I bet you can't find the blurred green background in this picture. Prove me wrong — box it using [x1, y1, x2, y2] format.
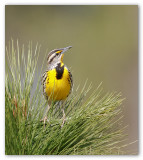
[5, 5, 138, 153]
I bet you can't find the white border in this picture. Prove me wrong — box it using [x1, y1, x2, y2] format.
[1, 0, 142, 160]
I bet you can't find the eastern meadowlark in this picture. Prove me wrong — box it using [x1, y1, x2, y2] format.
[42, 46, 73, 127]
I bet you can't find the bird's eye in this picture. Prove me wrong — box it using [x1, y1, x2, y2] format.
[56, 53, 59, 56]
[56, 50, 62, 55]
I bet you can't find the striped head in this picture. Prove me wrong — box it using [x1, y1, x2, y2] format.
[47, 46, 72, 69]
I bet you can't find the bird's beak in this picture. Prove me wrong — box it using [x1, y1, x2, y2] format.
[61, 46, 72, 54]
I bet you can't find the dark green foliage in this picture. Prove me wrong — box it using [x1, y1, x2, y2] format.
[5, 40, 127, 155]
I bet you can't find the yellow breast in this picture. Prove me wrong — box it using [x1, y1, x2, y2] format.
[45, 67, 71, 101]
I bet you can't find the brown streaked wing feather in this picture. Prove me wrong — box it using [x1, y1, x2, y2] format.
[68, 69, 73, 96]
[42, 70, 49, 99]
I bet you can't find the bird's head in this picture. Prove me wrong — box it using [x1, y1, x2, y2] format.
[47, 46, 72, 68]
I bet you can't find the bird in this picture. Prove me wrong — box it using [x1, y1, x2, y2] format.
[42, 46, 73, 127]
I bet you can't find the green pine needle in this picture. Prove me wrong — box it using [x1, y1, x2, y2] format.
[5, 40, 131, 155]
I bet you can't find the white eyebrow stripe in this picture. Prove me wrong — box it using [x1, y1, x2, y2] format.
[48, 53, 56, 63]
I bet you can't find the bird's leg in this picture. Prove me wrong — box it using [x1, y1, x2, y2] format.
[61, 108, 66, 128]
[61, 101, 66, 128]
[40, 104, 50, 128]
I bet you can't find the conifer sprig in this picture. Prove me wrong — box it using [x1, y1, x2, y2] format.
[5, 40, 130, 155]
